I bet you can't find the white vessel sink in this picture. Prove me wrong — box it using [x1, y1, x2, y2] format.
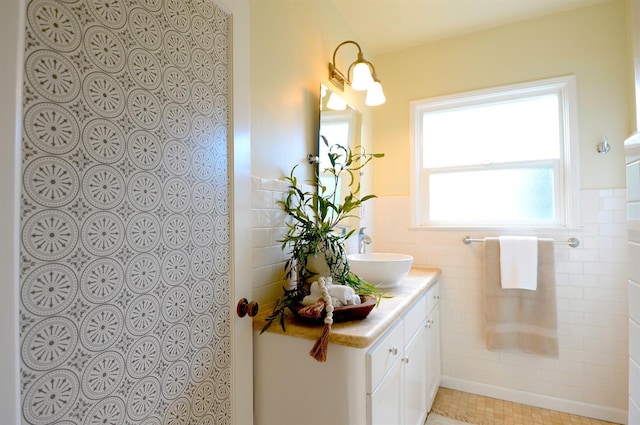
[347, 253, 414, 288]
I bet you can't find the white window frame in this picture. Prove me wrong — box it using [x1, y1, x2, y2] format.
[410, 75, 580, 229]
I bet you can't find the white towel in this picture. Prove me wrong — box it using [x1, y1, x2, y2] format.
[310, 280, 332, 295]
[307, 278, 359, 305]
[328, 285, 356, 305]
[499, 236, 538, 290]
[301, 294, 322, 306]
[301, 294, 345, 307]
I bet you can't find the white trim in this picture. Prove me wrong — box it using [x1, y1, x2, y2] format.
[409, 75, 580, 229]
[411, 75, 577, 112]
[559, 75, 580, 228]
[0, 0, 25, 421]
[215, 0, 253, 424]
[441, 376, 628, 424]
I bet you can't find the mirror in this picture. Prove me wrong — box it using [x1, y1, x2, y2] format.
[318, 84, 362, 204]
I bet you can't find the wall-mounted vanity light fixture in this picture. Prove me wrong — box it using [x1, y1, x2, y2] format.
[597, 136, 610, 154]
[328, 40, 386, 106]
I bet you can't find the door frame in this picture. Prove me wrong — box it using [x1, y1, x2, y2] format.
[0, 0, 25, 422]
[218, 0, 254, 423]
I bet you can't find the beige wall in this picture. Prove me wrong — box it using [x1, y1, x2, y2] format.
[373, 0, 632, 196]
[249, 0, 379, 310]
[249, 0, 375, 182]
[247, 1, 633, 419]
[630, 0, 640, 129]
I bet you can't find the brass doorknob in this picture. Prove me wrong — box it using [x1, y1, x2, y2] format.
[236, 298, 259, 317]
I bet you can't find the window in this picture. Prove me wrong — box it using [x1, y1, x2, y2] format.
[410, 76, 579, 228]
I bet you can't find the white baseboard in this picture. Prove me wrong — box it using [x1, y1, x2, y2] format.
[441, 376, 628, 425]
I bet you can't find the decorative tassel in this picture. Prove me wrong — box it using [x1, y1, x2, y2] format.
[309, 277, 334, 362]
[297, 299, 325, 319]
[309, 322, 331, 362]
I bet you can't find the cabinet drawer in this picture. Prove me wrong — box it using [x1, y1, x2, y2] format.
[403, 294, 427, 343]
[427, 282, 440, 313]
[366, 321, 403, 393]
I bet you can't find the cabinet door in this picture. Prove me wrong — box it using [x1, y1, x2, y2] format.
[403, 324, 428, 425]
[369, 358, 403, 425]
[427, 306, 441, 410]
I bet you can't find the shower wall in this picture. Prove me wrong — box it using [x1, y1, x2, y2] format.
[19, 0, 232, 423]
[373, 189, 629, 422]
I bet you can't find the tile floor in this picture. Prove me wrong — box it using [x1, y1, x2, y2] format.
[430, 388, 621, 425]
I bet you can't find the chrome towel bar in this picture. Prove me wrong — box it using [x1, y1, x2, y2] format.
[462, 235, 580, 248]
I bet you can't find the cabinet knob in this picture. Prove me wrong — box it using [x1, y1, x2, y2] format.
[402, 356, 409, 364]
[388, 347, 398, 355]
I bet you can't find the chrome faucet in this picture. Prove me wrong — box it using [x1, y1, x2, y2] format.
[358, 227, 372, 254]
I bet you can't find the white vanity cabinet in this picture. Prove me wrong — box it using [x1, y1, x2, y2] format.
[367, 288, 429, 425]
[253, 268, 441, 425]
[426, 282, 441, 411]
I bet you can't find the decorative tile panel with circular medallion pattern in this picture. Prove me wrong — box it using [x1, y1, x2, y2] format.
[20, 0, 232, 423]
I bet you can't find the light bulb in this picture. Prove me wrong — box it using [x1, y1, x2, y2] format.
[365, 81, 386, 106]
[351, 62, 374, 91]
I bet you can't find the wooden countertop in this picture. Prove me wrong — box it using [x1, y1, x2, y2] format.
[253, 267, 441, 349]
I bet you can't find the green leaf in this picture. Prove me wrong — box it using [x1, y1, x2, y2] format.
[261, 142, 385, 335]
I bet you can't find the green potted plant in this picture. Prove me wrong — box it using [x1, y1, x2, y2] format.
[261, 139, 384, 357]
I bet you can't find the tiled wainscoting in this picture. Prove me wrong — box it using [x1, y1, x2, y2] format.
[250, 175, 365, 308]
[373, 189, 629, 424]
[251, 176, 291, 308]
[250, 178, 628, 422]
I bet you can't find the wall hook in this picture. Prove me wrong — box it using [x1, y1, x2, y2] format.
[597, 136, 610, 154]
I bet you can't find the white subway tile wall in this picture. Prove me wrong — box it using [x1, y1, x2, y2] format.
[372, 189, 629, 417]
[251, 182, 629, 419]
[251, 176, 291, 308]
[250, 175, 362, 308]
